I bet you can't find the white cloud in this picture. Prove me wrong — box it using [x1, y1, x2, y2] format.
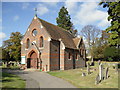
[98, 17, 111, 28]
[43, 2, 58, 7]
[13, 15, 19, 21]
[65, 2, 110, 29]
[0, 32, 6, 39]
[22, 3, 30, 9]
[37, 3, 49, 16]
[65, 0, 78, 14]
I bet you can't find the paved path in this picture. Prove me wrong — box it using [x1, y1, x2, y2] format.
[2, 69, 76, 88]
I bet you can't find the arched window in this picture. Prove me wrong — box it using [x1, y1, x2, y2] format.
[40, 36, 43, 47]
[32, 29, 37, 36]
[26, 38, 30, 49]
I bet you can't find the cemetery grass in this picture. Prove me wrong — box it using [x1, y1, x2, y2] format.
[48, 61, 118, 88]
[1, 72, 25, 88]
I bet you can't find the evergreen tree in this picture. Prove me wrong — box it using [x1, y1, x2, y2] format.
[56, 6, 77, 36]
[99, 1, 120, 47]
[2, 32, 23, 62]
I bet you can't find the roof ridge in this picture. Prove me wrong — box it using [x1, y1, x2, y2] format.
[38, 18, 74, 37]
[38, 18, 77, 49]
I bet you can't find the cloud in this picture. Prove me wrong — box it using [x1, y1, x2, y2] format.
[43, 2, 58, 7]
[65, 0, 78, 14]
[98, 17, 111, 28]
[37, 3, 49, 16]
[13, 15, 19, 21]
[65, 2, 110, 29]
[40, 0, 60, 6]
[22, 3, 30, 9]
[0, 32, 6, 39]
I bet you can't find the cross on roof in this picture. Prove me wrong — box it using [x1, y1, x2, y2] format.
[34, 8, 37, 17]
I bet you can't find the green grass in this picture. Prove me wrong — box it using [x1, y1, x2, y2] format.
[48, 61, 118, 88]
[0, 72, 26, 89]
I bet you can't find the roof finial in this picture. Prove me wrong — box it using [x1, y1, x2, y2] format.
[34, 8, 37, 17]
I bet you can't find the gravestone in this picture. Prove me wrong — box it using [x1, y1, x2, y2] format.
[95, 74, 100, 84]
[98, 60, 101, 65]
[82, 72, 86, 76]
[87, 63, 90, 75]
[99, 63, 104, 81]
[115, 64, 118, 72]
[105, 67, 109, 79]
[90, 57, 94, 66]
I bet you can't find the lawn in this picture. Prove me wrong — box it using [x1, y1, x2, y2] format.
[48, 61, 119, 88]
[0, 72, 25, 89]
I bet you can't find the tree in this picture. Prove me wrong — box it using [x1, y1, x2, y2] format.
[56, 6, 77, 36]
[2, 32, 23, 62]
[91, 37, 108, 59]
[81, 25, 101, 61]
[81, 25, 101, 48]
[0, 47, 10, 62]
[99, 1, 120, 47]
[103, 46, 120, 61]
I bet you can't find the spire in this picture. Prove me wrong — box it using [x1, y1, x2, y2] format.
[34, 8, 37, 17]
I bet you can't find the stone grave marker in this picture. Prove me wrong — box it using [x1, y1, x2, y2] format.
[95, 74, 100, 84]
[98, 60, 101, 65]
[82, 72, 86, 76]
[90, 57, 94, 66]
[115, 64, 118, 72]
[87, 62, 90, 75]
[99, 63, 104, 81]
[105, 67, 109, 79]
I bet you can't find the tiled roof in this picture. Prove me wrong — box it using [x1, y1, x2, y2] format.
[73, 37, 81, 48]
[39, 18, 81, 49]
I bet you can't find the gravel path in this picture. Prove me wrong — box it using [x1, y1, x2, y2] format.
[2, 69, 76, 88]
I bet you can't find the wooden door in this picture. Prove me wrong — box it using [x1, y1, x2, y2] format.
[30, 51, 38, 69]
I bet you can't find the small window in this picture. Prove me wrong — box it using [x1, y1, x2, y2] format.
[40, 36, 44, 47]
[26, 38, 30, 49]
[75, 53, 78, 60]
[68, 53, 72, 60]
[32, 29, 37, 36]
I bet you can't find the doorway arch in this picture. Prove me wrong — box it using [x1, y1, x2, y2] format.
[27, 50, 38, 69]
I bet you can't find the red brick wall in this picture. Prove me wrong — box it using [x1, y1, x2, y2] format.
[50, 40, 60, 71]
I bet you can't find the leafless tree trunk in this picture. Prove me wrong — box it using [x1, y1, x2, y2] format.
[81, 25, 101, 48]
[80, 25, 101, 59]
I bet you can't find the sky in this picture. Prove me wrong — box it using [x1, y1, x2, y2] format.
[0, 0, 111, 46]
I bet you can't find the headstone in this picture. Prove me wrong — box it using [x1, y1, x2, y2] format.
[87, 63, 90, 75]
[105, 67, 109, 79]
[99, 63, 104, 81]
[90, 57, 94, 66]
[95, 74, 100, 84]
[82, 72, 86, 76]
[115, 64, 118, 72]
[98, 60, 101, 65]
[112, 64, 116, 69]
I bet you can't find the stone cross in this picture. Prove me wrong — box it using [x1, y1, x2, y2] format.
[87, 62, 90, 75]
[99, 63, 104, 81]
[34, 8, 37, 16]
[105, 67, 109, 79]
